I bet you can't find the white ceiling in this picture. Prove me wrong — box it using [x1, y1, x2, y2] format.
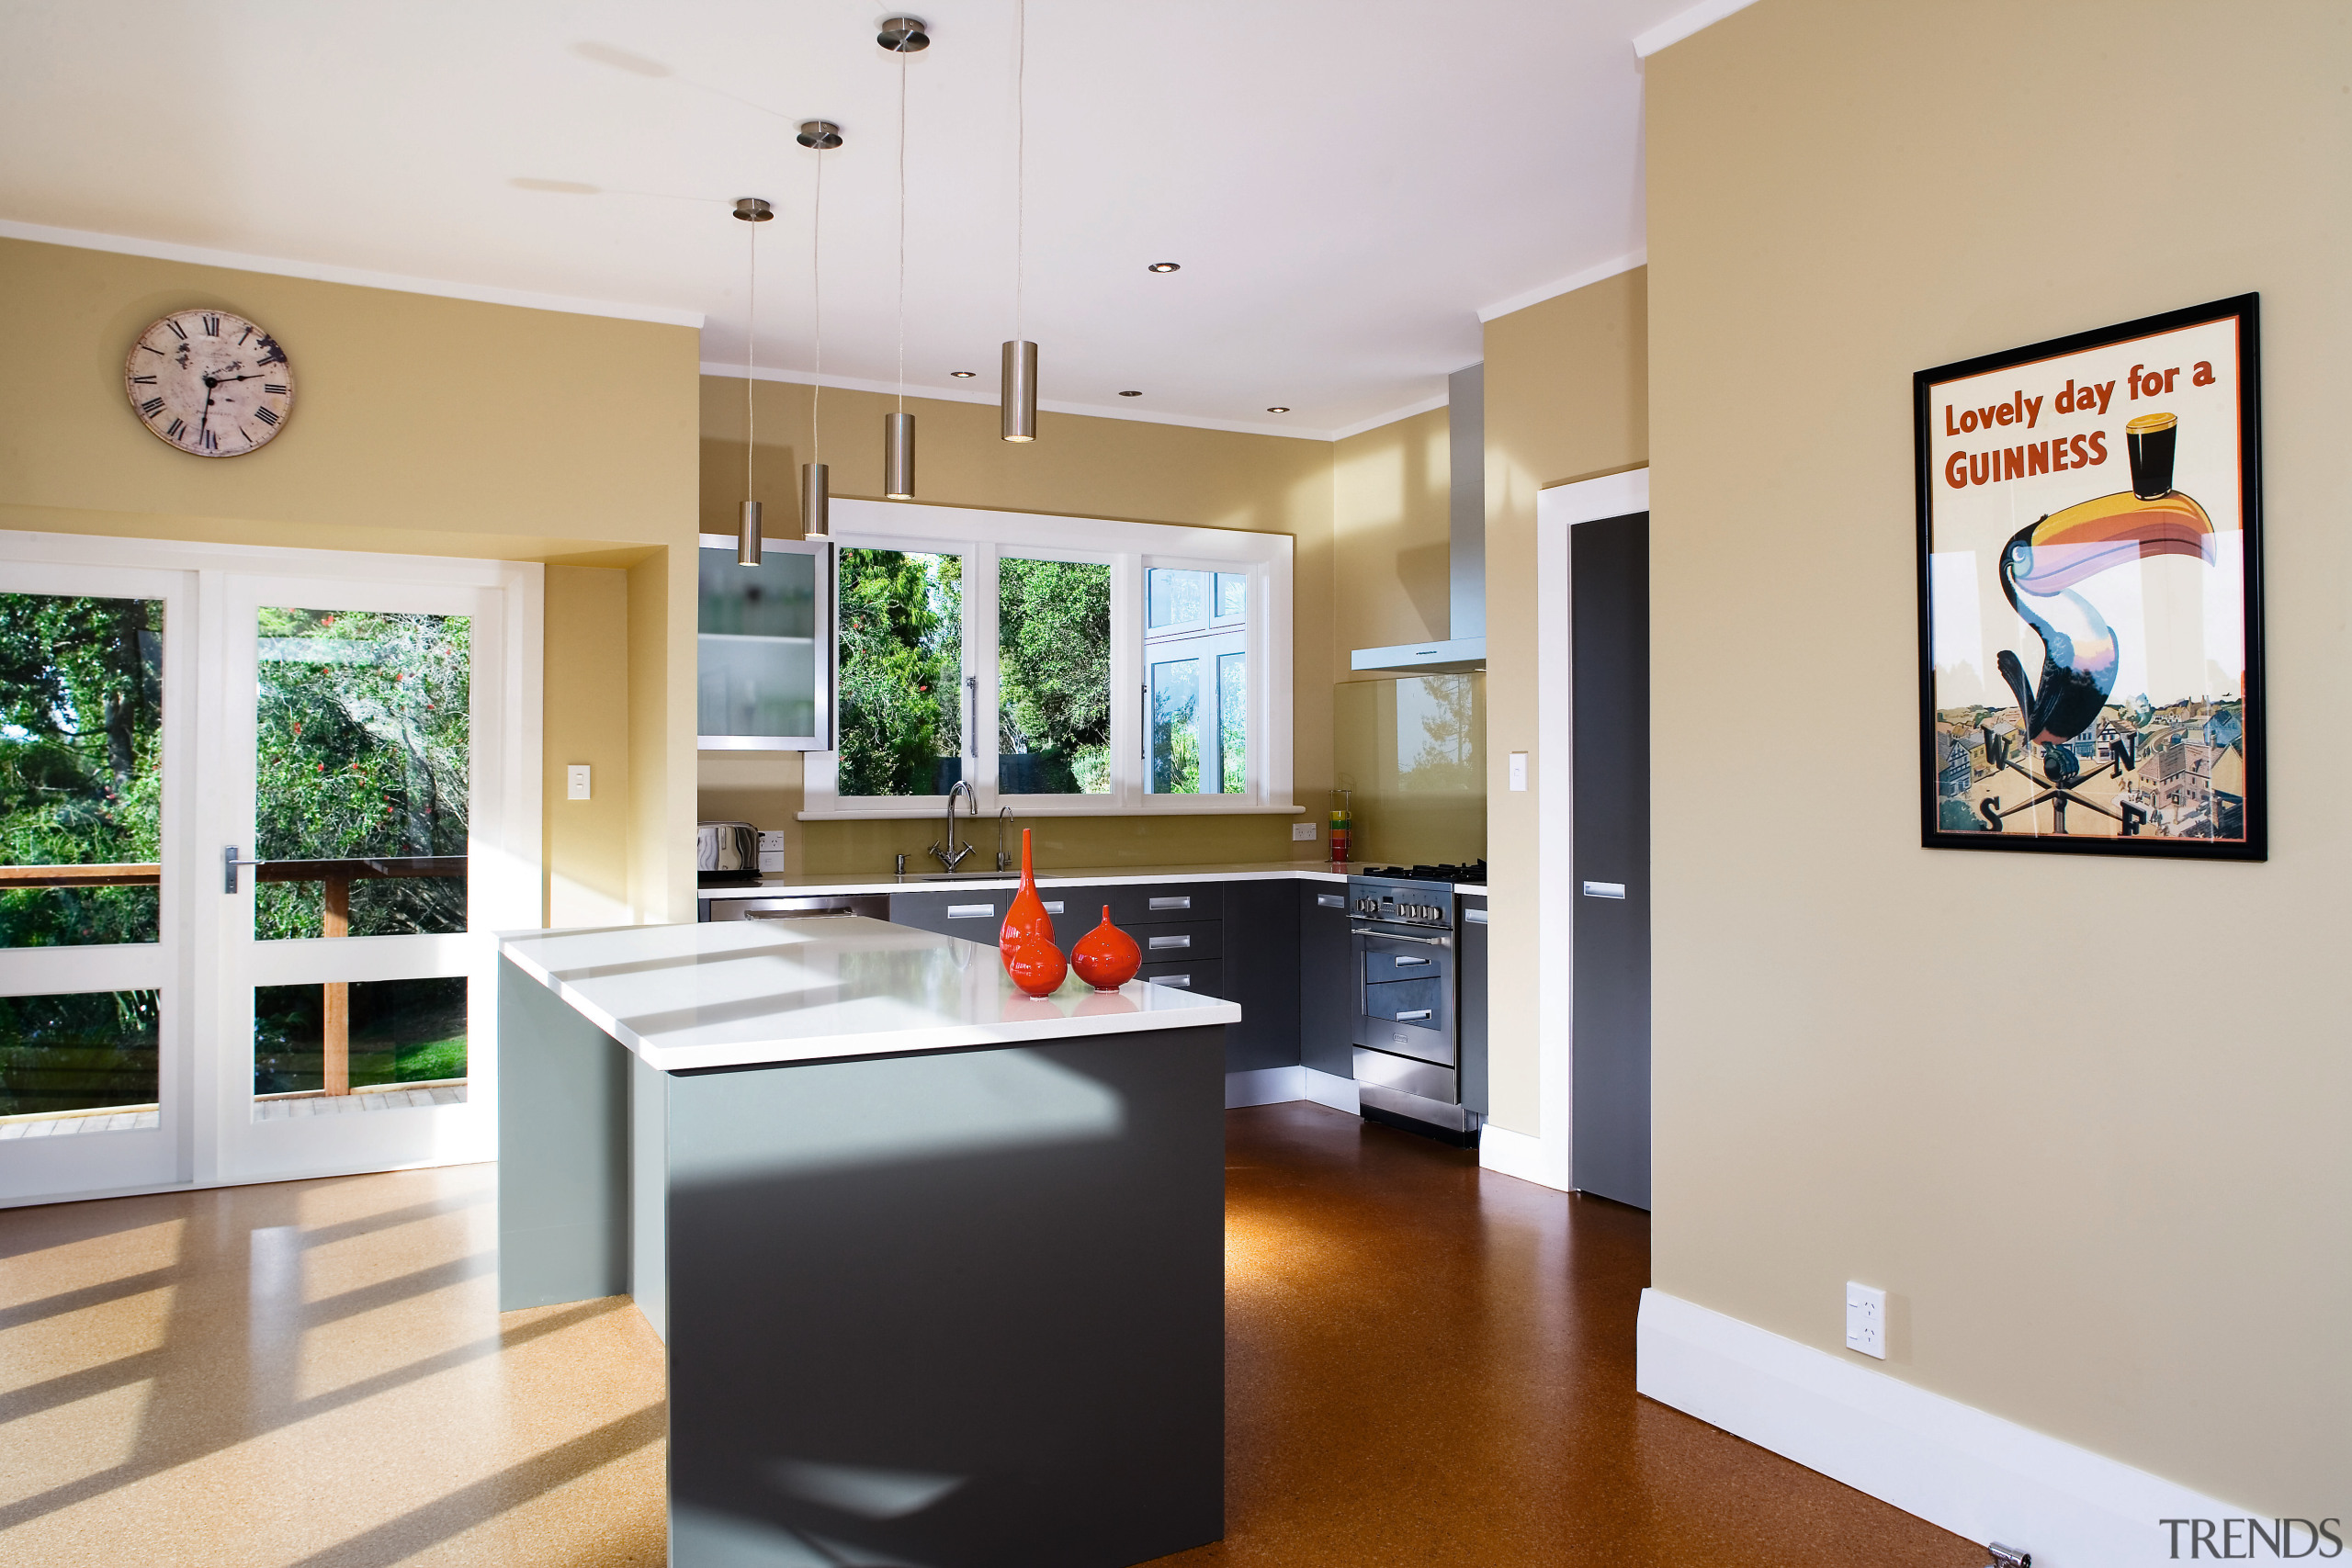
[0, 1, 1694, 439]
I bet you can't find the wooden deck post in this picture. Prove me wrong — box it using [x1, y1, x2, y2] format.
[322, 876, 350, 1096]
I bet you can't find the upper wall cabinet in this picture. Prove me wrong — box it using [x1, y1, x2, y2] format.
[697, 536, 833, 750]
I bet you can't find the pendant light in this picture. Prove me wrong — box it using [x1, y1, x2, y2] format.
[797, 119, 842, 539]
[1001, 0, 1037, 442]
[882, 18, 927, 498]
[732, 197, 773, 565]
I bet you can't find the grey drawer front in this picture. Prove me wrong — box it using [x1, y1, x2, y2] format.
[888, 890, 1004, 937]
[1363, 976, 1442, 1022]
[1107, 884, 1220, 926]
[1136, 958, 1224, 998]
[1124, 919, 1223, 962]
[1363, 947, 1440, 985]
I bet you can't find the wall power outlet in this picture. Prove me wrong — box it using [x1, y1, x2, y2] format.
[1292, 822, 1317, 841]
[1845, 1281, 1887, 1359]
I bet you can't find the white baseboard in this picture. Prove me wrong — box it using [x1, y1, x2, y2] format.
[1636, 1290, 2254, 1567]
[1224, 1066, 1305, 1109]
[1477, 1122, 1569, 1190]
[1303, 1066, 1359, 1114]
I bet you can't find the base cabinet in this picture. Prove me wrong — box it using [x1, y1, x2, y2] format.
[1299, 884, 1355, 1081]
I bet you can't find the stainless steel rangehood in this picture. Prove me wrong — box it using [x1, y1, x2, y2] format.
[1351, 362, 1487, 674]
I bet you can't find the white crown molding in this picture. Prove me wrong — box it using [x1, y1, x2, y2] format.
[1327, 390, 1452, 442]
[0, 218, 706, 329]
[1633, 0, 1763, 59]
[698, 360, 1334, 442]
[1638, 1290, 2257, 1565]
[1476, 248, 1647, 324]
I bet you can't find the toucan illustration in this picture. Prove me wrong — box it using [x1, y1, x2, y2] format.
[1995, 488, 2216, 768]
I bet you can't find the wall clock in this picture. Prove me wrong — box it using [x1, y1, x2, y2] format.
[123, 309, 294, 457]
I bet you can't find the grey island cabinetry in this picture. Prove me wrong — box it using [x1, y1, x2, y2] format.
[497, 917, 1235, 1568]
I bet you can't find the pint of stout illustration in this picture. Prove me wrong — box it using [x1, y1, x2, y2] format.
[2126, 411, 2178, 500]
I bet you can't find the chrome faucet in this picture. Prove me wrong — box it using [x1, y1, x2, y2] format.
[997, 806, 1015, 871]
[930, 780, 980, 872]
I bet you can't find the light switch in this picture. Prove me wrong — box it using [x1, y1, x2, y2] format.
[1291, 822, 1318, 841]
[1509, 751, 1528, 791]
[565, 764, 591, 801]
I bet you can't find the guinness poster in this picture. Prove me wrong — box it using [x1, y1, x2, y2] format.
[1915, 295, 2264, 857]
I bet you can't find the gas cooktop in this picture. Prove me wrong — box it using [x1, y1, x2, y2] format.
[1361, 861, 1487, 885]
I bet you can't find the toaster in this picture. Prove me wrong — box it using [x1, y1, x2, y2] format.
[696, 820, 761, 882]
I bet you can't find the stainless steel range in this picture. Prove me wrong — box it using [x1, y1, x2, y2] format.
[1349, 861, 1487, 1145]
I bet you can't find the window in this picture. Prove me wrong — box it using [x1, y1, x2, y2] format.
[802, 502, 1293, 818]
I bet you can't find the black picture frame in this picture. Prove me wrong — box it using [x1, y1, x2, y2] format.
[1914, 294, 2264, 859]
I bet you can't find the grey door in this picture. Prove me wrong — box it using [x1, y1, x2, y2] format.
[1571, 512, 1650, 1209]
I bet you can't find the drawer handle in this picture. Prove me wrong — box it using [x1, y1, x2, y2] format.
[1042, 901, 1064, 914]
[1148, 974, 1193, 987]
[1390, 954, 1430, 966]
[1148, 896, 1191, 911]
[1317, 893, 1344, 908]
[1393, 1009, 1433, 1021]
[946, 904, 996, 919]
[1148, 934, 1191, 950]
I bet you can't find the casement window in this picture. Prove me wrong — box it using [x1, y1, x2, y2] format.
[789, 500, 1294, 819]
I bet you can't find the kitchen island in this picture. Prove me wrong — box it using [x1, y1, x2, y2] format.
[497, 916, 1237, 1568]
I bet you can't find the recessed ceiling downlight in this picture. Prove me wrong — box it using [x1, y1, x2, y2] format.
[1147, 262, 1181, 273]
[950, 370, 977, 378]
[1265, 406, 1291, 413]
[1119, 390, 1142, 397]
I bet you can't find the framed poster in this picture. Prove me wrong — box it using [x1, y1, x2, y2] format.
[1915, 295, 2263, 858]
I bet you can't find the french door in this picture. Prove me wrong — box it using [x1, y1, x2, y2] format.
[0, 537, 539, 1206]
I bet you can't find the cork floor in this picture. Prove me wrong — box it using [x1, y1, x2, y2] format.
[0, 1103, 1981, 1567]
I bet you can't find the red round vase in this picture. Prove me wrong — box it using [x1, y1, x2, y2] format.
[1004, 931, 1068, 998]
[1070, 905, 1142, 991]
[1000, 828, 1054, 958]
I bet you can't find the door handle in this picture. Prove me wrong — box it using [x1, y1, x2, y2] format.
[222, 845, 265, 894]
[1393, 1009, 1433, 1021]
[1317, 893, 1344, 908]
[966, 674, 978, 756]
[743, 908, 857, 919]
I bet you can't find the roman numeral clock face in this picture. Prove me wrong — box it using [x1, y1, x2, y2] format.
[123, 309, 293, 457]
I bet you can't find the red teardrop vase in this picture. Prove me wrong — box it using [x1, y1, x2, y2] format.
[1000, 828, 1054, 958]
[1004, 932, 1068, 998]
[1070, 905, 1142, 991]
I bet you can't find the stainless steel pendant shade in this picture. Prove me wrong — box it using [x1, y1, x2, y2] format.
[801, 462, 831, 539]
[1001, 340, 1038, 442]
[737, 500, 763, 566]
[883, 412, 916, 499]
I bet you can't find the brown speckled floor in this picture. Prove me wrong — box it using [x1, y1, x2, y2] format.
[2, 1108, 1980, 1566]
[1173, 1102, 1983, 1567]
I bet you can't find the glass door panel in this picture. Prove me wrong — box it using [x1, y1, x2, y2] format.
[696, 539, 829, 750]
[838, 547, 966, 797]
[220, 576, 502, 1184]
[0, 570, 186, 1200]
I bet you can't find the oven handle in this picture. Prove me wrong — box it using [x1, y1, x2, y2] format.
[1351, 929, 1451, 946]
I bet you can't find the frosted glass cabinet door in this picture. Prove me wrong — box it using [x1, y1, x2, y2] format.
[696, 538, 833, 750]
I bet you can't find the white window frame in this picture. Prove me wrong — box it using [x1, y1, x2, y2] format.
[802, 500, 1295, 820]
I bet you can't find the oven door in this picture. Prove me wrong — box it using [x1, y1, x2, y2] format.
[1351, 920, 1454, 1066]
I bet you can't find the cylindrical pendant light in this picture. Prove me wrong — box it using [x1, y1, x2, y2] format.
[732, 197, 773, 565]
[882, 19, 923, 498]
[1001, 339, 1037, 442]
[884, 412, 915, 499]
[799, 121, 842, 541]
[1001, 0, 1039, 444]
[801, 461, 831, 538]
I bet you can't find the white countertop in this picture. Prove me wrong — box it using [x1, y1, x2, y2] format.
[699, 862, 1487, 898]
[500, 916, 1242, 1073]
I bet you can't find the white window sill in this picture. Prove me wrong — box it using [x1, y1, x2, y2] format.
[797, 801, 1305, 822]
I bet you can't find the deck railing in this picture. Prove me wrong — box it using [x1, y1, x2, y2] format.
[0, 856, 466, 1099]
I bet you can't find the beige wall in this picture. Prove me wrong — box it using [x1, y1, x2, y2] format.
[1480, 269, 1649, 1132]
[1646, 0, 2348, 1507]
[0, 236, 704, 921]
[697, 375, 1339, 873]
[1331, 406, 1453, 660]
